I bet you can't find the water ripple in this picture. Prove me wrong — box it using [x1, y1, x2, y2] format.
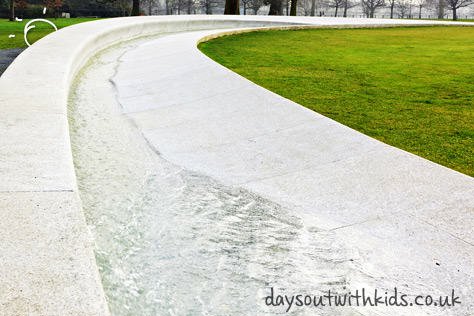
[68, 39, 357, 316]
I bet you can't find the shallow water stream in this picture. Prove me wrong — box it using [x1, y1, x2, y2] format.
[68, 36, 359, 316]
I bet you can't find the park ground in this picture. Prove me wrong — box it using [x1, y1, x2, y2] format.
[199, 26, 474, 177]
[1, 19, 473, 176]
[0, 18, 98, 49]
[0, 17, 473, 49]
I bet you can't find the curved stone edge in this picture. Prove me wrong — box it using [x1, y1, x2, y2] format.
[0, 16, 311, 316]
[0, 16, 472, 315]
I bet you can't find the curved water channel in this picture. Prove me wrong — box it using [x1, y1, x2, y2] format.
[68, 34, 364, 316]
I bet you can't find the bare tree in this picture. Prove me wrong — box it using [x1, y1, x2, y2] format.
[361, 0, 384, 17]
[114, 0, 132, 15]
[267, 0, 283, 14]
[427, 0, 446, 18]
[284, 0, 289, 14]
[200, 0, 223, 12]
[185, 0, 195, 13]
[328, 0, 345, 16]
[413, 0, 425, 17]
[396, 0, 411, 17]
[164, 0, 173, 14]
[290, 0, 298, 14]
[241, 0, 250, 13]
[444, 0, 472, 19]
[298, 0, 312, 14]
[142, 0, 158, 14]
[310, 0, 316, 14]
[249, 0, 264, 12]
[298, 0, 324, 15]
[342, 0, 356, 15]
[437, 0, 445, 18]
[9, 0, 14, 21]
[174, 0, 186, 13]
[224, 0, 240, 13]
[242, 0, 262, 13]
[386, 0, 396, 17]
[131, 0, 140, 14]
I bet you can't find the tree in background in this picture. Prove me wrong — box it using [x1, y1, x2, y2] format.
[174, 0, 186, 14]
[224, 0, 239, 13]
[396, 0, 411, 17]
[16, 0, 28, 17]
[248, 0, 264, 13]
[328, 0, 344, 16]
[444, 0, 472, 19]
[413, 0, 425, 17]
[200, 0, 219, 13]
[9, 0, 14, 20]
[44, 0, 62, 17]
[185, 0, 194, 13]
[116, 0, 132, 15]
[131, 0, 140, 14]
[164, 0, 172, 13]
[342, 0, 356, 16]
[241, 0, 251, 13]
[310, 0, 316, 14]
[290, 0, 297, 15]
[4, 0, 471, 18]
[424, 0, 443, 17]
[437, 0, 445, 17]
[386, 0, 396, 17]
[361, 0, 384, 17]
[297, 0, 315, 15]
[266, 0, 282, 14]
[141, 0, 158, 14]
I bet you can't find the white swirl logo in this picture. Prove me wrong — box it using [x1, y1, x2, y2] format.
[23, 18, 58, 47]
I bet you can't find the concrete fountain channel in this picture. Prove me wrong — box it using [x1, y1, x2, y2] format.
[1, 16, 474, 315]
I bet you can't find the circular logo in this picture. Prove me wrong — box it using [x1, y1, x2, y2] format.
[23, 19, 58, 47]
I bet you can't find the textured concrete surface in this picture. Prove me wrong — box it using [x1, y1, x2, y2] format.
[0, 16, 312, 315]
[113, 27, 474, 315]
[1, 16, 473, 315]
[0, 191, 110, 315]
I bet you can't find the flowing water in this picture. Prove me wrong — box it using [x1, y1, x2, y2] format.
[68, 37, 360, 316]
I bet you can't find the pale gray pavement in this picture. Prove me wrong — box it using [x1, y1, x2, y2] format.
[112, 28, 474, 315]
[0, 16, 473, 315]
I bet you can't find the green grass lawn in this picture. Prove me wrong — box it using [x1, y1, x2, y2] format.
[199, 27, 474, 177]
[423, 18, 474, 22]
[0, 18, 99, 49]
